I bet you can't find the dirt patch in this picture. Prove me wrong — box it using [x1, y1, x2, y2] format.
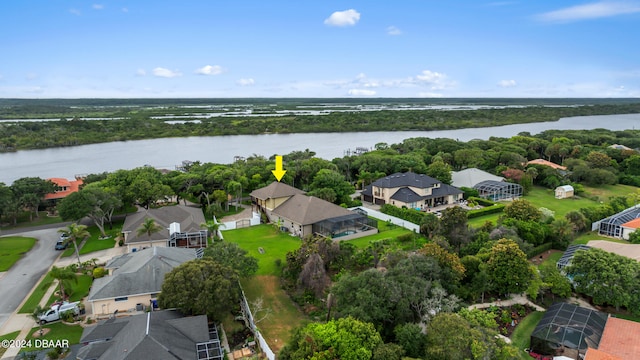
[32, 328, 51, 338]
[529, 249, 562, 266]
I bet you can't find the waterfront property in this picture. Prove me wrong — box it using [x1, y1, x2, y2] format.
[361, 172, 463, 209]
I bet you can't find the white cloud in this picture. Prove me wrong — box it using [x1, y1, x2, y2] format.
[324, 9, 361, 27]
[195, 65, 224, 75]
[92, 4, 104, 10]
[498, 79, 517, 87]
[536, 1, 640, 22]
[348, 89, 376, 96]
[135, 69, 146, 76]
[416, 70, 446, 83]
[237, 78, 255, 86]
[387, 26, 402, 35]
[152, 67, 182, 78]
[69, 8, 81, 16]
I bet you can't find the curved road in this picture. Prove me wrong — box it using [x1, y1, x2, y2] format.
[0, 226, 67, 331]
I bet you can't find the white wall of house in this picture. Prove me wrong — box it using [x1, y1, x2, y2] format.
[91, 293, 154, 316]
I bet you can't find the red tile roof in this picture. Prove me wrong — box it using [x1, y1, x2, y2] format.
[44, 177, 83, 200]
[621, 217, 640, 229]
[585, 348, 623, 360]
[597, 317, 640, 359]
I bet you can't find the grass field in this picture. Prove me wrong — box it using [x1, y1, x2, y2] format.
[19, 273, 55, 314]
[22, 322, 84, 353]
[222, 224, 302, 276]
[510, 311, 544, 360]
[46, 275, 93, 305]
[61, 220, 123, 257]
[0, 236, 37, 271]
[241, 276, 307, 354]
[346, 221, 414, 248]
[0, 211, 62, 231]
[469, 184, 637, 228]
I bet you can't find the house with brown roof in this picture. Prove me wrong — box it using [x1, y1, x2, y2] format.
[121, 205, 207, 252]
[250, 182, 377, 240]
[592, 317, 640, 360]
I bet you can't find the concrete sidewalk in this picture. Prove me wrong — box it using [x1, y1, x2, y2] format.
[468, 294, 546, 312]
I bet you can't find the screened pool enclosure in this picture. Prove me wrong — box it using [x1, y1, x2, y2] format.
[473, 180, 522, 201]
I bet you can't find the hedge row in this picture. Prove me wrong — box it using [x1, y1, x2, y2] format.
[526, 242, 554, 258]
[380, 204, 424, 224]
[467, 196, 497, 207]
[466, 203, 505, 219]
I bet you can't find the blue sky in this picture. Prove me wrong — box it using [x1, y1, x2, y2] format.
[1, 1, 639, 98]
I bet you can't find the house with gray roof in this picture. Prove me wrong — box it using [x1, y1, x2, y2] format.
[122, 205, 207, 252]
[88, 247, 196, 316]
[361, 172, 463, 209]
[451, 168, 505, 189]
[77, 309, 223, 360]
[251, 182, 377, 240]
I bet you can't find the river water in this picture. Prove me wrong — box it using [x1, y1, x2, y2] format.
[1, 113, 638, 185]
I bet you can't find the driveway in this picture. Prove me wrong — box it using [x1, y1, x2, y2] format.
[0, 227, 65, 331]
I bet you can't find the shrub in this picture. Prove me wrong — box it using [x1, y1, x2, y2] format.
[396, 233, 414, 243]
[467, 204, 505, 219]
[92, 267, 107, 278]
[467, 196, 496, 207]
[526, 242, 553, 258]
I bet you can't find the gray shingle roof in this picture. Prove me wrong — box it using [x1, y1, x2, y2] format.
[88, 247, 196, 301]
[272, 194, 355, 225]
[372, 172, 440, 189]
[123, 205, 206, 244]
[390, 187, 423, 203]
[249, 181, 305, 200]
[77, 310, 210, 360]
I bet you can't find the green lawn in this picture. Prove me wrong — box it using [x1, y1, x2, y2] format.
[22, 322, 84, 353]
[572, 231, 630, 245]
[468, 184, 636, 228]
[510, 311, 544, 359]
[46, 275, 93, 305]
[241, 276, 307, 354]
[0, 211, 62, 230]
[221, 224, 302, 276]
[524, 187, 597, 218]
[346, 223, 414, 248]
[0, 236, 37, 271]
[0, 331, 20, 358]
[61, 220, 123, 257]
[19, 273, 55, 314]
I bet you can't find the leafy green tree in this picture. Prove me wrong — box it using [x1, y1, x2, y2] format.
[539, 263, 572, 300]
[629, 229, 640, 244]
[158, 258, 239, 321]
[202, 241, 258, 278]
[426, 159, 452, 184]
[503, 198, 541, 222]
[10, 177, 56, 221]
[372, 343, 404, 360]
[549, 218, 573, 249]
[585, 151, 614, 168]
[565, 248, 639, 311]
[137, 217, 163, 248]
[425, 312, 517, 360]
[438, 206, 470, 250]
[308, 168, 355, 205]
[48, 266, 78, 301]
[486, 239, 531, 295]
[59, 223, 90, 267]
[565, 210, 588, 233]
[279, 317, 383, 360]
[57, 186, 122, 237]
[200, 220, 224, 242]
[394, 323, 427, 358]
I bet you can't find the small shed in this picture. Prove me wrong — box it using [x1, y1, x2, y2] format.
[555, 185, 574, 199]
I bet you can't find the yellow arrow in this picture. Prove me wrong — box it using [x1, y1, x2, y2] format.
[272, 155, 287, 182]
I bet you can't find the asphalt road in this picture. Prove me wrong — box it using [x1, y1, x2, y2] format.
[0, 227, 65, 330]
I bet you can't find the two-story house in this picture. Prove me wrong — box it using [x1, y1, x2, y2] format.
[361, 172, 463, 209]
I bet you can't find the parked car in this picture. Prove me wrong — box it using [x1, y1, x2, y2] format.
[39, 301, 80, 324]
[55, 239, 68, 250]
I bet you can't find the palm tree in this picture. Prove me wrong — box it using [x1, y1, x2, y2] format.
[200, 219, 225, 243]
[47, 266, 78, 301]
[137, 217, 163, 248]
[30, 305, 46, 330]
[59, 223, 90, 267]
